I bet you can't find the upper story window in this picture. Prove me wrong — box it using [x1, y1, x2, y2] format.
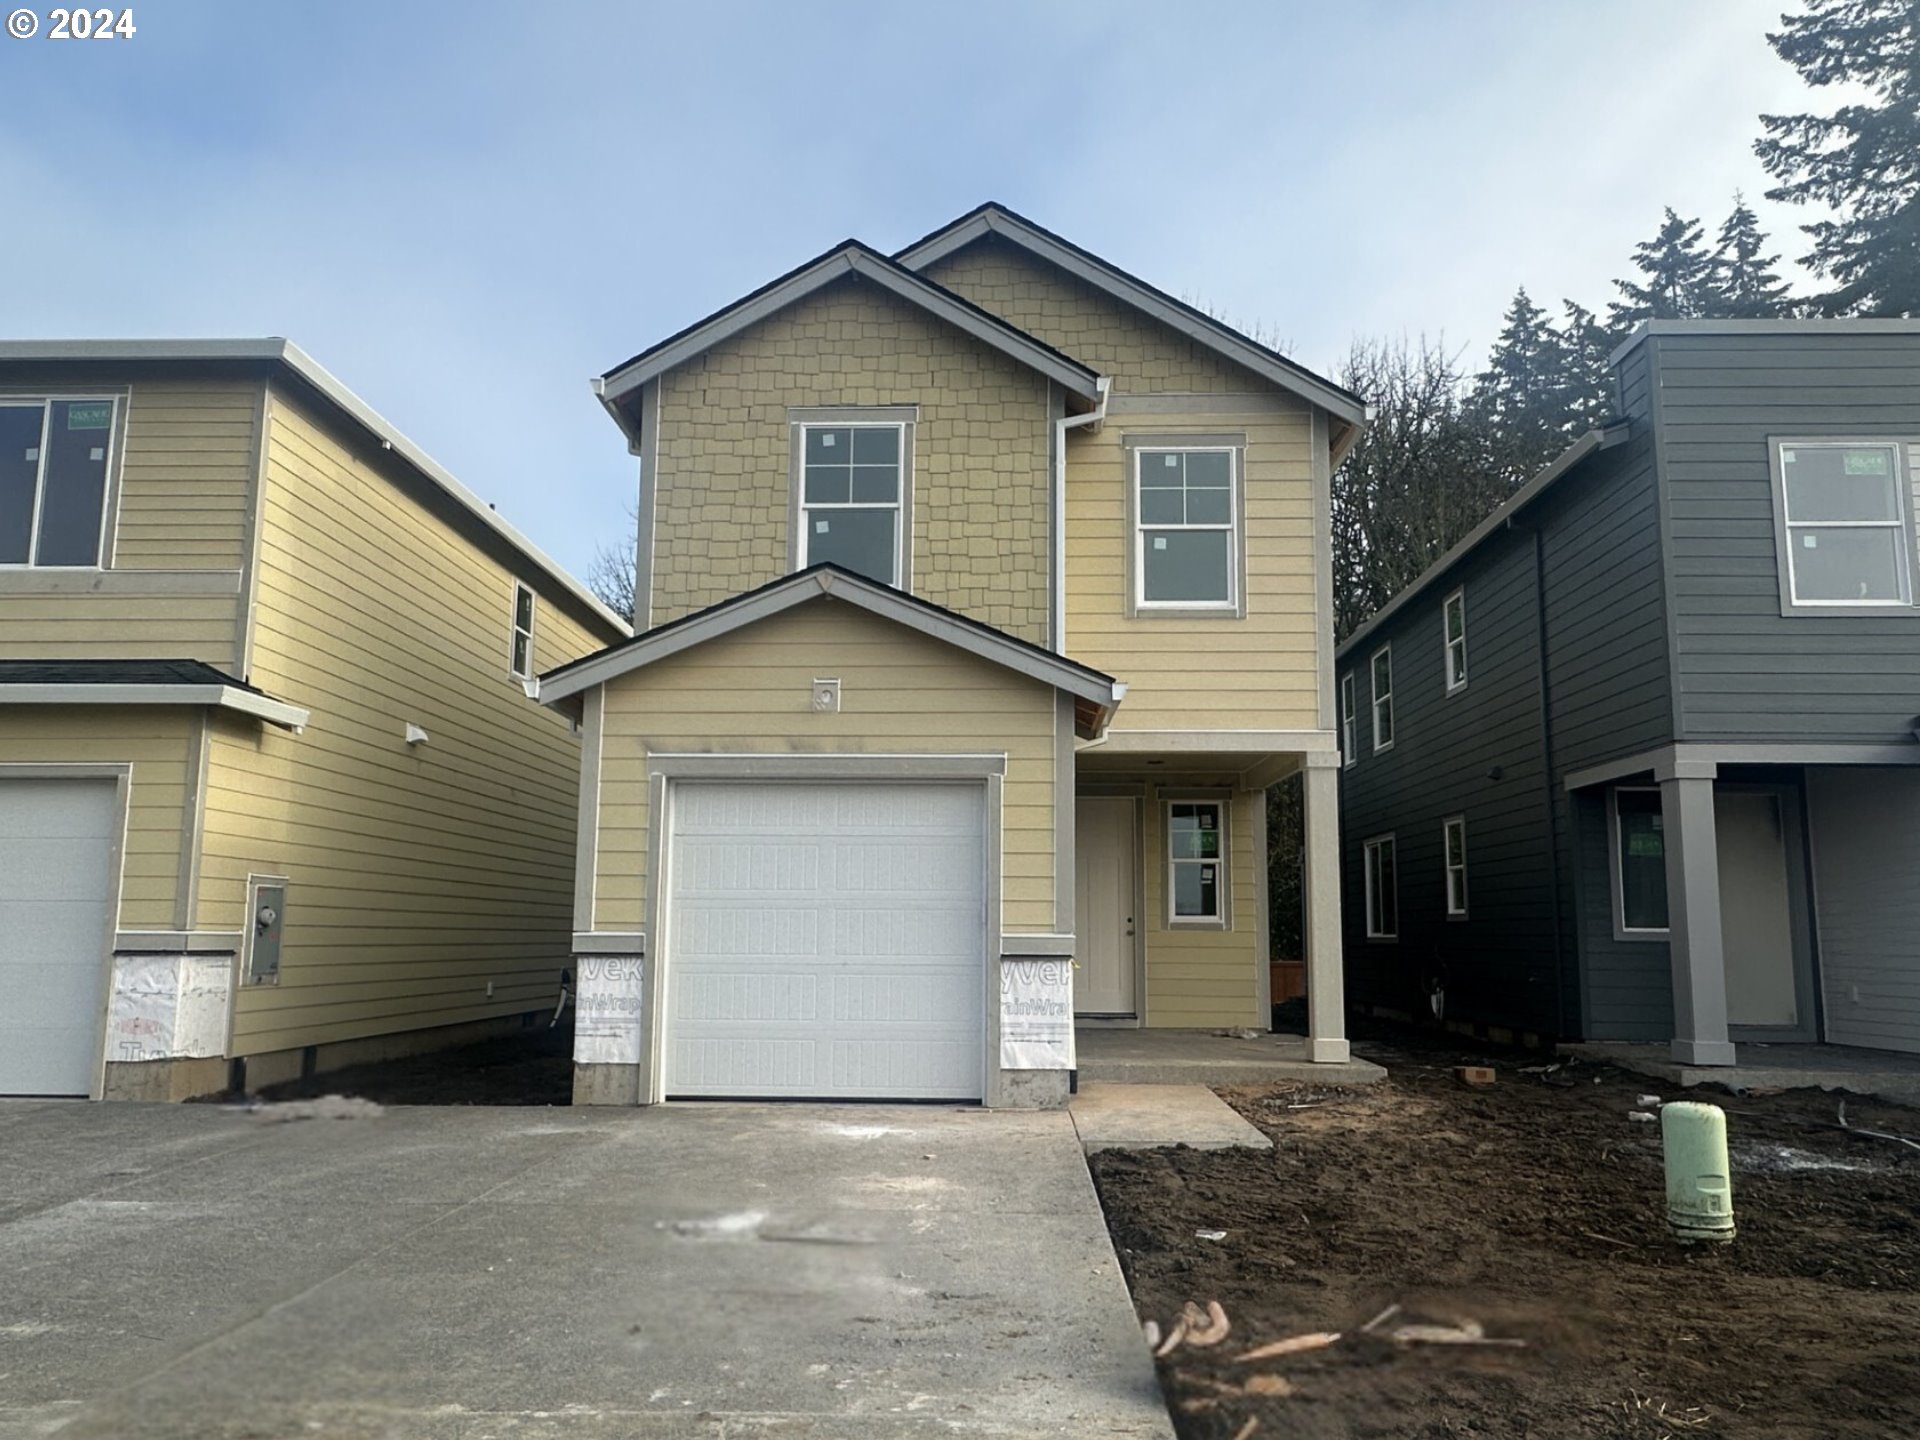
[1443, 588, 1468, 691]
[1132, 442, 1241, 613]
[1769, 440, 1917, 613]
[1340, 673, 1357, 767]
[797, 422, 907, 586]
[1370, 644, 1394, 751]
[510, 581, 536, 679]
[0, 397, 117, 567]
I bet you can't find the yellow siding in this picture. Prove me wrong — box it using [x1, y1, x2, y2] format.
[922, 237, 1265, 393]
[1064, 406, 1321, 731]
[593, 596, 1058, 933]
[651, 275, 1053, 643]
[0, 707, 195, 931]
[1140, 785, 1263, 1027]
[0, 378, 257, 668]
[201, 390, 617, 1055]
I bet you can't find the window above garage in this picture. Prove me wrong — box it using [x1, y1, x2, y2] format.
[0, 395, 122, 568]
[789, 407, 916, 589]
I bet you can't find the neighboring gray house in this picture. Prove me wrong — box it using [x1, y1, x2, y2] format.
[1337, 320, 1920, 1065]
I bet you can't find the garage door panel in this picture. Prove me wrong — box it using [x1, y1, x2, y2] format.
[665, 781, 986, 1101]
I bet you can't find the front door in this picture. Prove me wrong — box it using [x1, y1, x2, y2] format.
[1075, 796, 1136, 1017]
[1715, 786, 1815, 1040]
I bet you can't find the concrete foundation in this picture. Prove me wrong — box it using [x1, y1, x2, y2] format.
[572, 1062, 642, 1107]
[1075, 1027, 1387, 1087]
[998, 1068, 1071, 1109]
[101, 1056, 229, 1103]
[1563, 1041, 1920, 1108]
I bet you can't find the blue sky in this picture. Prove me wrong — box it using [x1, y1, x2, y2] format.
[0, 1, 1815, 579]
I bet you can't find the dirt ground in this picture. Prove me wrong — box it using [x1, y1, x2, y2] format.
[1089, 1033, 1920, 1440]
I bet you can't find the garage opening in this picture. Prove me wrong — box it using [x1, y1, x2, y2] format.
[663, 780, 988, 1101]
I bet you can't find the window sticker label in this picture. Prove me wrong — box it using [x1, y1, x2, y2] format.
[1844, 450, 1890, 475]
[820, 433, 835, 447]
[89, 448, 104, 461]
[66, 402, 111, 431]
[1628, 833, 1662, 858]
[1804, 534, 1818, 548]
[816, 519, 829, 533]
[1153, 536, 1167, 549]
[23, 448, 38, 462]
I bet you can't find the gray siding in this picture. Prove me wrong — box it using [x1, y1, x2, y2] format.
[1651, 332, 1920, 743]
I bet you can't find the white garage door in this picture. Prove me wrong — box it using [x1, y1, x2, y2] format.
[0, 778, 117, 1096]
[665, 781, 987, 1100]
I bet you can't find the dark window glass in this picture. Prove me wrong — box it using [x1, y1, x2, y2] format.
[1169, 803, 1223, 919]
[1368, 839, 1397, 936]
[1782, 445, 1900, 522]
[1616, 790, 1669, 930]
[1787, 526, 1906, 602]
[1173, 862, 1218, 918]
[1142, 530, 1231, 603]
[34, 401, 111, 565]
[806, 507, 896, 584]
[0, 405, 42, 565]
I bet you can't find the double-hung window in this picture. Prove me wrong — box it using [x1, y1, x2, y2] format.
[1340, 673, 1357, 767]
[1370, 645, 1394, 751]
[1134, 445, 1238, 609]
[1443, 816, 1468, 918]
[0, 396, 117, 567]
[510, 581, 536, 679]
[1443, 588, 1468, 691]
[1166, 800, 1227, 925]
[1770, 440, 1916, 611]
[1364, 835, 1398, 939]
[798, 422, 905, 586]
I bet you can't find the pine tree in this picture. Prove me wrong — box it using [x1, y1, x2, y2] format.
[1609, 208, 1717, 327]
[1756, 0, 1920, 316]
[1552, 301, 1618, 433]
[1711, 195, 1794, 317]
[1467, 289, 1571, 485]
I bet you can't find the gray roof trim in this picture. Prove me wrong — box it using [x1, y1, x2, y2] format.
[894, 204, 1368, 427]
[0, 339, 629, 637]
[0, 682, 309, 730]
[1336, 423, 1630, 660]
[1609, 317, 1920, 369]
[537, 566, 1122, 713]
[594, 245, 1103, 411]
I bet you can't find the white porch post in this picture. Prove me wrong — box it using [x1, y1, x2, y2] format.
[1658, 767, 1736, 1067]
[1302, 754, 1350, 1063]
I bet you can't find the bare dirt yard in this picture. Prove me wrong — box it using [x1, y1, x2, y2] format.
[1089, 1034, 1920, 1440]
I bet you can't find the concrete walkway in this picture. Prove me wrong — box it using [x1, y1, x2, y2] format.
[1069, 1083, 1272, 1153]
[0, 1100, 1171, 1439]
[1076, 1027, 1387, 1087]
[1565, 1041, 1920, 1107]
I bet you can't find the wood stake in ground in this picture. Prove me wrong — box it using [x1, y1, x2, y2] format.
[1236, 1331, 1342, 1361]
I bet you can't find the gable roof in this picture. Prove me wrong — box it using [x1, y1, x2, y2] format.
[1334, 422, 1631, 661]
[538, 563, 1125, 736]
[893, 202, 1368, 428]
[0, 339, 629, 639]
[593, 240, 1105, 444]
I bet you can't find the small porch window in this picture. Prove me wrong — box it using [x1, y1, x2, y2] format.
[1370, 645, 1394, 751]
[1442, 588, 1468, 691]
[0, 396, 118, 567]
[1611, 787, 1670, 935]
[1770, 440, 1917, 612]
[1443, 816, 1468, 917]
[1364, 834, 1397, 939]
[798, 422, 905, 586]
[1166, 799, 1227, 926]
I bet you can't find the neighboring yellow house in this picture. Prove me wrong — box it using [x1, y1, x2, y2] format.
[544, 205, 1365, 1107]
[0, 340, 628, 1101]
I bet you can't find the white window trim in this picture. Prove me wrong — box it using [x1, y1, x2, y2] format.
[510, 580, 537, 680]
[1131, 443, 1241, 614]
[1340, 672, 1357, 768]
[1767, 437, 1920, 616]
[1607, 785, 1671, 942]
[1443, 815, 1468, 919]
[795, 419, 909, 587]
[1370, 644, 1394, 753]
[1164, 796, 1230, 930]
[1442, 587, 1468, 693]
[0, 393, 122, 570]
[1364, 833, 1398, 941]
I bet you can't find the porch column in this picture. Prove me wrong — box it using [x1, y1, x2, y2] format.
[1302, 754, 1350, 1063]
[1658, 770, 1736, 1066]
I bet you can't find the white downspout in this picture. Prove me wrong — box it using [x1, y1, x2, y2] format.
[1054, 376, 1110, 655]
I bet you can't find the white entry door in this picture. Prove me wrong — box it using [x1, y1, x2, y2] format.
[664, 781, 986, 1100]
[0, 778, 118, 1096]
[1075, 796, 1136, 1017]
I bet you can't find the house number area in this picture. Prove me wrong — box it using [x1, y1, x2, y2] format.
[6, 8, 137, 39]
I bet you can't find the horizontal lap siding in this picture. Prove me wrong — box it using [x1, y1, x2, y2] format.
[0, 378, 254, 668]
[0, 707, 193, 931]
[1141, 786, 1262, 1027]
[1652, 333, 1920, 743]
[1807, 767, 1920, 1052]
[207, 393, 611, 1055]
[650, 275, 1053, 644]
[592, 597, 1057, 935]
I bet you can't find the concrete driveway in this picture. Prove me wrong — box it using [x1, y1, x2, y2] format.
[0, 1100, 1170, 1439]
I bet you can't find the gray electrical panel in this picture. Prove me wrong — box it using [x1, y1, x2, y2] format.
[247, 881, 286, 985]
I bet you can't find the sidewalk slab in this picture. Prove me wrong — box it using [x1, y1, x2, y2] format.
[1069, 1082, 1272, 1153]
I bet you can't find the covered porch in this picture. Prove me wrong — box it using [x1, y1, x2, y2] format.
[1069, 733, 1350, 1064]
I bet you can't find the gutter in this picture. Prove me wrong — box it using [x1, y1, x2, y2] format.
[1054, 377, 1111, 653]
[0, 683, 309, 732]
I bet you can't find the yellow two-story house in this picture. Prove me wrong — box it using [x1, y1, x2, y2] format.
[540, 205, 1363, 1106]
[0, 339, 627, 1101]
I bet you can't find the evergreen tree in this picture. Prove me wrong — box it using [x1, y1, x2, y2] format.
[1711, 195, 1794, 317]
[1609, 208, 1717, 326]
[1552, 300, 1618, 433]
[1756, 0, 1920, 316]
[1469, 288, 1567, 454]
